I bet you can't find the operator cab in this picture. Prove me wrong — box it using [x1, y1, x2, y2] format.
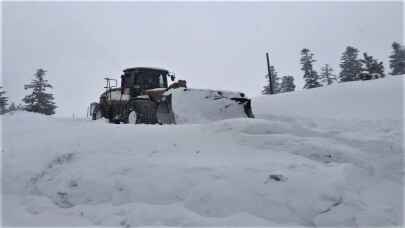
[121, 67, 174, 90]
[121, 67, 175, 98]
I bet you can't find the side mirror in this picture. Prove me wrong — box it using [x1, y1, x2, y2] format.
[169, 73, 176, 81]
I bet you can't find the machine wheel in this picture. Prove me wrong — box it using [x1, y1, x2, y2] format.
[110, 119, 121, 124]
[92, 106, 102, 120]
[156, 95, 176, 124]
[128, 110, 138, 124]
[132, 99, 158, 124]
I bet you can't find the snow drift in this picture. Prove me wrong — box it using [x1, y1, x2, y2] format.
[254, 76, 403, 120]
[168, 88, 250, 124]
[2, 76, 404, 226]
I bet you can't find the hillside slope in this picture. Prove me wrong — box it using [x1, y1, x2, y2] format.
[254, 76, 403, 120]
[2, 77, 403, 227]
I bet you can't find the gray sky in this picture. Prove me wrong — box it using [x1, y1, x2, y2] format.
[2, 1, 403, 117]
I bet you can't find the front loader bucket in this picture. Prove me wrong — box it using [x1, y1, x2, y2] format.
[230, 97, 255, 118]
[157, 88, 254, 124]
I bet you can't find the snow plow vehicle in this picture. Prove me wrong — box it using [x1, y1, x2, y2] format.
[90, 67, 254, 124]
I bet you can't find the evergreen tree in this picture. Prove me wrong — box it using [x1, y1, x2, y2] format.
[22, 69, 57, 115]
[359, 53, 385, 80]
[8, 102, 17, 112]
[279, 75, 296, 93]
[319, 64, 337, 85]
[389, 42, 405, 75]
[300, 48, 321, 89]
[0, 86, 8, 114]
[262, 65, 281, 94]
[339, 46, 362, 82]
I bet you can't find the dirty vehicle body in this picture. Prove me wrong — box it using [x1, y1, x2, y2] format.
[91, 67, 254, 124]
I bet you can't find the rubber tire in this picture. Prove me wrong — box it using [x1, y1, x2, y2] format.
[109, 119, 121, 124]
[128, 111, 137, 124]
[92, 108, 102, 120]
[133, 99, 158, 124]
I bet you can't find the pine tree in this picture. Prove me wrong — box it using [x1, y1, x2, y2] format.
[359, 53, 385, 80]
[22, 69, 57, 115]
[8, 102, 17, 112]
[319, 64, 337, 85]
[300, 48, 321, 89]
[339, 46, 362, 82]
[389, 42, 405, 75]
[262, 65, 281, 94]
[279, 75, 296, 93]
[339, 46, 361, 82]
[0, 86, 8, 114]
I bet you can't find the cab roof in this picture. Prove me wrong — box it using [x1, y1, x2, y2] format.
[123, 67, 169, 73]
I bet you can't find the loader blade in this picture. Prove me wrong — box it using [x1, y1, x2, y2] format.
[157, 88, 254, 124]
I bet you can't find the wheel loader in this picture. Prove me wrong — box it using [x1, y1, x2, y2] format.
[90, 67, 254, 124]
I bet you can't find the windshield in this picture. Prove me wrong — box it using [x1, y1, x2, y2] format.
[133, 71, 168, 89]
[122, 69, 169, 89]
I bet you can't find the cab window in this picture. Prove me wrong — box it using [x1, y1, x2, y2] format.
[159, 74, 165, 87]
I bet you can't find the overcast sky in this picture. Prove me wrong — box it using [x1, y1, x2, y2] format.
[2, 1, 403, 117]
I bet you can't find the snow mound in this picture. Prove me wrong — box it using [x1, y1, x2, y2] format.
[2, 77, 403, 226]
[167, 88, 249, 124]
[254, 76, 404, 121]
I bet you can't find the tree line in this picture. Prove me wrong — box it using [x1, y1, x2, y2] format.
[0, 68, 57, 115]
[263, 41, 405, 94]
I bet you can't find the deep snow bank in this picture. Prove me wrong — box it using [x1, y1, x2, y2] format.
[253, 76, 404, 120]
[168, 88, 249, 124]
[2, 77, 403, 227]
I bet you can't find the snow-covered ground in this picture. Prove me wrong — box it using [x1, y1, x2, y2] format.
[2, 76, 404, 226]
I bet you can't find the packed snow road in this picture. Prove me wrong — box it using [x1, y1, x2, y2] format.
[2, 77, 403, 227]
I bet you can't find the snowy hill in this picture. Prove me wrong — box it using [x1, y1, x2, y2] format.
[2, 77, 404, 227]
[254, 76, 403, 120]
